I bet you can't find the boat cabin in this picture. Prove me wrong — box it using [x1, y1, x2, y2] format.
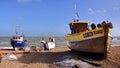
[11, 36, 23, 41]
[69, 22, 89, 34]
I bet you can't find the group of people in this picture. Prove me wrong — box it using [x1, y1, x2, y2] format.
[82, 23, 102, 32]
[83, 21, 113, 32]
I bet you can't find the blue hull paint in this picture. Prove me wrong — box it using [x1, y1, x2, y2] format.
[11, 41, 28, 48]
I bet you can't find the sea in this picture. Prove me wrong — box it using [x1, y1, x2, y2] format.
[0, 37, 67, 48]
[0, 37, 120, 48]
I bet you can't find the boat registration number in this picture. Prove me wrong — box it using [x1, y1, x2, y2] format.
[83, 32, 93, 38]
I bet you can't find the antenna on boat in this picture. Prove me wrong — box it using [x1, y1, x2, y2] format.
[15, 26, 20, 36]
[73, 0, 79, 22]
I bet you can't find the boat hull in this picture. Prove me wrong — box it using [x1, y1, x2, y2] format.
[65, 27, 110, 53]
[11, 41, 28, 48]
[46, 42, 55, 50]
[67, 35, 105, 53]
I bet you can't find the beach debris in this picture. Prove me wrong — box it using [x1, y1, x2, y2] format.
[55, 56, 93, 68]
[1, 53, 17, 61]
[0, 52, 7, 57]
[24, 46, 31, 52]
[78, 57, 102, 67]
[0, 52, 7, 63]
[30, 46, 36, 51]
[24, 46, 42, 52]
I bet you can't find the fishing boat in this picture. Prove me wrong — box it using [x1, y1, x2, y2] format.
[41, 37, 55, 50]
[65, 21, 113, 53]
[65, 3, 113, 54]
[10, 27, 28, 50]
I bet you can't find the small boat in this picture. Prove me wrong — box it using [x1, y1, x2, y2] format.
[47, 37, 55, 49]
[41, 37, 55, 50]
[65, 3, 113, 55]
[10, 27, 28, 50]
[46, 42, 55, 50]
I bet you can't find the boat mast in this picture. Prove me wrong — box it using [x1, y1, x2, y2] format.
[15, 26, 20, 36]
[74, 0, 79, 22]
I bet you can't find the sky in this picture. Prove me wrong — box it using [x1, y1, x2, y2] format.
[0, 0, 120, 37]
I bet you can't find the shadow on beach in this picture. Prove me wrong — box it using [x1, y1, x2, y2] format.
[17, 49, 104, 64]
[70, 51, 105, 61]
[17, 50, 71, 64]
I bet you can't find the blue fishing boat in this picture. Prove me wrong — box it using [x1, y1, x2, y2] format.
[10, 27, 28, 50]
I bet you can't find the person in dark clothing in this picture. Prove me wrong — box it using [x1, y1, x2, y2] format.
[43, 43, 48, 50]
[91, 23, 96, 29]
[101, 21, 107, 27]
[83, 27, 89, 31]
[10, 38, 15, 50]
[97, 24, 102, 28]
[41, 38, 48, 50]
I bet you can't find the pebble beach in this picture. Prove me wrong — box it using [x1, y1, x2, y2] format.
[0, 37, 120, 68]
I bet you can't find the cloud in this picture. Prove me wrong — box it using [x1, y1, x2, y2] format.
[96, 9, 107, 13]
[88, 8, 107, 15]
[88, 8, 95, 15]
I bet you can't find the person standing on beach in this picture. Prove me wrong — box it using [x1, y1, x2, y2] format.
[49, 37, 55, 42]
[10, 38, 15, 50]
[107, 22, 113, 53]
[41, 38, 48, 50]
[102, 21, 113, 53]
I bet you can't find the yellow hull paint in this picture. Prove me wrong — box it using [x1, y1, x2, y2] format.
[65, 28, 104, 41]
